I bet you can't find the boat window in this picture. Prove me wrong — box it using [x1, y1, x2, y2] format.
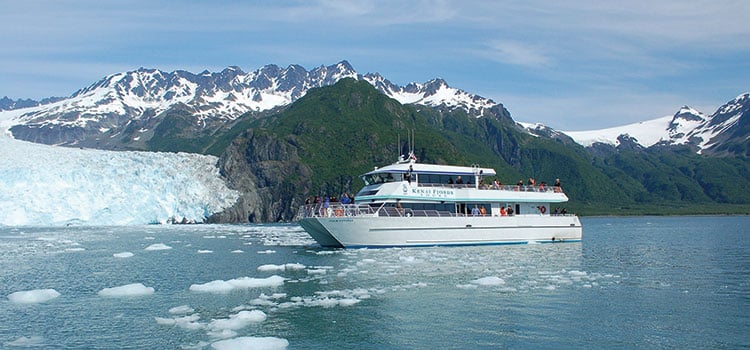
[361, 173, 399, 186]
[404, 202, 454, 212]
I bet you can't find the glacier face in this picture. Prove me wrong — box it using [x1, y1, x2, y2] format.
[0, 133, 238, 227]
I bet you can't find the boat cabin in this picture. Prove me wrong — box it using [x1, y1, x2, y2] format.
[353, 160, 567, 218]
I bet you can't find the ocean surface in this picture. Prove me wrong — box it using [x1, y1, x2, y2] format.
[1, 216, 748, 349]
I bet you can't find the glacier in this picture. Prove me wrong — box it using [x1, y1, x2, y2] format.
[0, 114, 238, 226]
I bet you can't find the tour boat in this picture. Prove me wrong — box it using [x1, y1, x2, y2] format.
[296, 154, 582, 248]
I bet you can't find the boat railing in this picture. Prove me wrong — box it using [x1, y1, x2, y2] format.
[418, 182, 563, 193]
[297, 203, 535, 219]
[296, 203, 378, 219]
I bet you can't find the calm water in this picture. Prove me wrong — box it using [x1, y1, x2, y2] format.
[0, 216, 748, 349]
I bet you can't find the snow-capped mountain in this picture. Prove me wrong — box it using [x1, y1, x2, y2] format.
[1, 61, 498, 148]
[541, 93, 749, 156]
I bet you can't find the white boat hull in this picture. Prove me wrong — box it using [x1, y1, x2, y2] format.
[299, 215, 582, 248]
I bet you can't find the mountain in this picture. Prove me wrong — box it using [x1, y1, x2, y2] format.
[3, 61, 504, 153]
[1, 61, 748, 222]
[0, 96, 65, 111]
[210, 78, 750, 222]
[211, 78, 617, 222]
[555, 93, 750, 157]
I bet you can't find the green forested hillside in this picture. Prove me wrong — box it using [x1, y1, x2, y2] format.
[218, 78, 749, 219]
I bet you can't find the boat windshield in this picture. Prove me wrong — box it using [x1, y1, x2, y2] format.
[361, 172, 399, 186]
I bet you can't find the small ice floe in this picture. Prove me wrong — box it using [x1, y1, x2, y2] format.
[208, 310, 267, 332]
[456, 284, 479, 289]
[250, 293, 288, 306]
[4, 335, 45, 347]
[197, 250, 213, 254]
[113, 252, 134, 258]
[189, 276, 285, 294]
[257, 263, 306, 272]
[169, 305, 195, 314]
[98, 283, 155, 297]
[471, 276, 506, 286]
[144, 243, 172, 251]
[154, 314, 203, 330]
[398, 255, 418, 263]
[210, 336, 288, 350]
[7, 289, 61, 304]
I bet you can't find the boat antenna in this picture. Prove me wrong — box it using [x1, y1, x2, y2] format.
[407, 128, 417, 163]
[397, 133, 401, 161]
[411, 129, 415, 155]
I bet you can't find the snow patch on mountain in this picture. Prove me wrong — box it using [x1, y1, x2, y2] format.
[563, 116, 676, 148]
[557, 94, 748, 155]
[2, 61, 497, 140]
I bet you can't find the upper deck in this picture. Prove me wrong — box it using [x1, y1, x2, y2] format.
[356, 160, 567, 204]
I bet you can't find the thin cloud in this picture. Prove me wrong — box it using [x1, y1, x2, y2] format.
[482, 40, 553, 68]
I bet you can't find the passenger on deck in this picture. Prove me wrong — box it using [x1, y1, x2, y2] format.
[554, 178, 562, 192]
[480, 206, 487, 216]
[340, 193, 351, 204]
[456, 176, 463, 184]
[448, 177, 453, 184]
[492, 179, 501, 190]
[500, 206, 507, 216]
[322, 196, 330, 217]
[471, 205, 480, 216]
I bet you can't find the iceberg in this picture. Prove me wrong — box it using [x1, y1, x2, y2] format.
[0, 117, 238, 226]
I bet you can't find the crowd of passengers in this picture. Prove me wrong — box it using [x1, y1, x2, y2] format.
[445, 176, 563, 192]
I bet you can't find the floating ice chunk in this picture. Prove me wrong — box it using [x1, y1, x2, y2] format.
[189, 276, 285, 293]
[208, 310, 267, 331]
[256, 263, 305, 272]
[471, 276, 506, 286]
[98, 283, 155, 297]
[189, 280, 234, 294]
[399, 256, 417, 263]
[145, 243, 172, 251]
[211, 336, 288, 350]
[338, 298, 361, 307]
[169, 305, 195, 314]
[5, 336, 44, 347]
[155, 313, 203, 330]
[7, 289, 60, 304]
[197, 250, 213, 254]
[257, 264, 284, 272]
[114, 252, 134, 258]
[285, 263, 306, 270]
[229, 276, 286, 289]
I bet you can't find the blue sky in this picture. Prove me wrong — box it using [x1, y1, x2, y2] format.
[1, 0, 748, 130]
